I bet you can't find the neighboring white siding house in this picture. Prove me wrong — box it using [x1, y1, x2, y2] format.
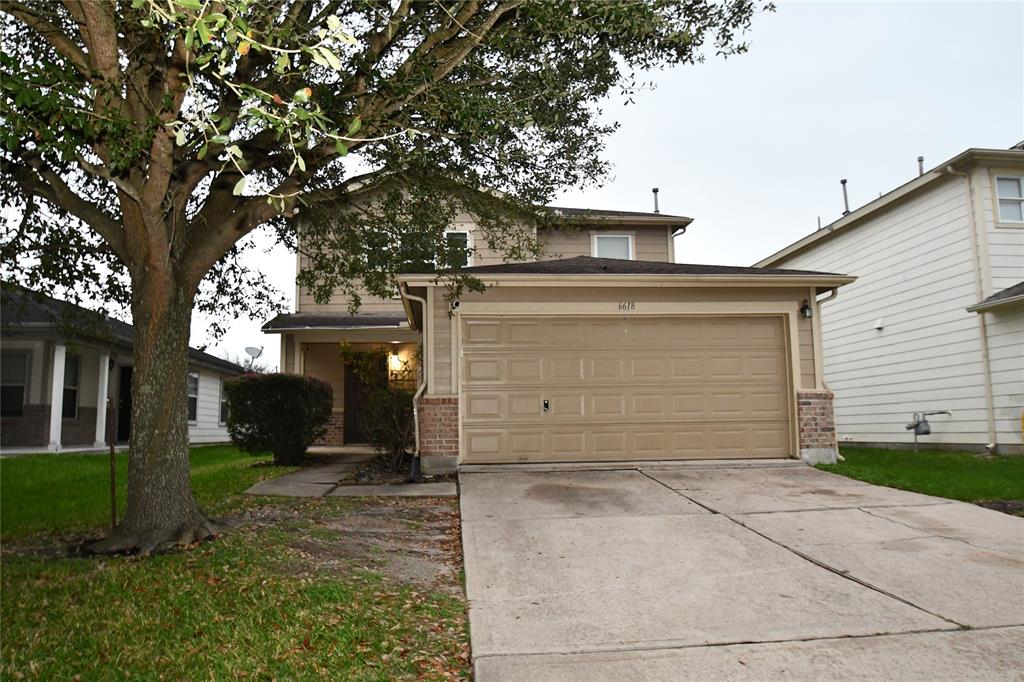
[757, 146, 1024, 454]
[1, 285, 244, 452]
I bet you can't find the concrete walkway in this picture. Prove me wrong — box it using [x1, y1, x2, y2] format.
[245, 449, 456, 497]
[460, 462, 1024, 680]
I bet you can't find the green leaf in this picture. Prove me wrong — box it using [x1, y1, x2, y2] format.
[334, 139, 348, 156]
[296, 154, 305, 172]
[175, 128, 187, 146]
[197, 21, 211, 45]
[232, 176, 246, 196]
[210, 134, 230, 144]
[310, 49, 329, 69]
[176, 0, 202, 9]
[184, 28, 195, 50]
[130, 0, 146, 8]
[347, 116, 361, 136]
[327, 15, 341, 31]
[197, 144, 208, 160]
[293, 88, 310, 103]
[226, 144, 243, 158]
[318, 47, 342, 71]
[275, 54, 289, 73]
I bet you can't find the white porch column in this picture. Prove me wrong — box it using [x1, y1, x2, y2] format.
[93, 352, 110, 448]
[47, 343, 66, 452]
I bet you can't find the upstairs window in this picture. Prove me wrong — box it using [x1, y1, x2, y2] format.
[62, 354, 80, 419]
[1, 351, 28, 418]
[187, 371, 199, 421]
[996, 176, 1024, 222]
[592, 234, 634, 260]
[443, 230, 472, 268]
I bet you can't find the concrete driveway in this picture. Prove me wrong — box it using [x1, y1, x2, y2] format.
[459, 462, 1024, 680]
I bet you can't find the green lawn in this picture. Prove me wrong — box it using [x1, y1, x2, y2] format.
[0, 447, 469, 679]
[818, 447, 1024, 503]
[1, 445, 291, 540]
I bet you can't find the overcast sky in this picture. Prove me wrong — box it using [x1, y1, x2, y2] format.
[198, 0, 1024, 369]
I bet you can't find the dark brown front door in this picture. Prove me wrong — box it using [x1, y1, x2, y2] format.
[343, 355, 386, 444]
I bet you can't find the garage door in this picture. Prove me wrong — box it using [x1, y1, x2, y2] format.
[460, 315, 793, 463]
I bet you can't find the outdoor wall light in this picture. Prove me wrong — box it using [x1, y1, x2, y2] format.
[388, 352, 403, 372]
[800, 300, 813, 319]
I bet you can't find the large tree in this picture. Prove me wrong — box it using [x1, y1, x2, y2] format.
[1, 0, 767, 552]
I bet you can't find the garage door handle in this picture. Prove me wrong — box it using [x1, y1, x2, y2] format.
[542, 399, 550, 413]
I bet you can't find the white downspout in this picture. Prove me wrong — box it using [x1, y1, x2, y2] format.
[946, 165, 998, 452]
[400, 283, 428, 458]
[814, 287, 843, 460]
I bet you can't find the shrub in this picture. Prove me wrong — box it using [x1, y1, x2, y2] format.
[341, 344, 418, 472]
[224, 373, 333, 465]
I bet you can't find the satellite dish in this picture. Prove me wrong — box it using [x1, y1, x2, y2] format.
[244, 346, 263, 359]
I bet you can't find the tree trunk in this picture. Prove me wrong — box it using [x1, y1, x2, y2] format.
[88, 275, 222, 554]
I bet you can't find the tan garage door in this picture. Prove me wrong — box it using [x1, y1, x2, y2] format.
[460, 315, 793, 463]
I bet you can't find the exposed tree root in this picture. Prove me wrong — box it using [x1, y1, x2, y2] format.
[85, 512, 229, 556]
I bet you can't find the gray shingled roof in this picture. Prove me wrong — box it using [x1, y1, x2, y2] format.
[447, 256, 846, 277]
[546, 206, 690, 221]
[262, 311, 408, 331]
[1, 284, 246, 375]
[968, 280, 1024, 312]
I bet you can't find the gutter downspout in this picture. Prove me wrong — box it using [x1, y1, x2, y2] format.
[400, 283, 429, 474]
[814, 287, 844, 461]
[945, 165, 998, 452]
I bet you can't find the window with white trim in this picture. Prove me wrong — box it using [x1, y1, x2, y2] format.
[187, 371, 199, 421]
[1, 351, 28, 418]
[996, 176, 1024, 222]
[592, 233, 634, 260]
[62, 354, 80, 419]
[219, 379, 229, 424]
[443, 230, 472, 268]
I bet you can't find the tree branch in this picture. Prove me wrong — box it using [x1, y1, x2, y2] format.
[3, 2, 90, 75]
[12, 157, 129, 262]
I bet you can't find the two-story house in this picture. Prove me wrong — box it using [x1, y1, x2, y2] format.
[756, 144, 1024, 454]
[264, 203, 854, 469]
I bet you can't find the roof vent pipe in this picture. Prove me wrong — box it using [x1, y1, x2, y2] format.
[652, 187, 660, 214]
[917, 156, 925, 176]
[840, 179, 850, 215]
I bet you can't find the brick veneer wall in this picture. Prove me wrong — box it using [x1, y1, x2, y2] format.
[61, 407, 98, 446]
[314, 410, 344, 446]
[797, 390, 837, 464]
[0, 404, 50, 447]
[418, 396, 458, 457]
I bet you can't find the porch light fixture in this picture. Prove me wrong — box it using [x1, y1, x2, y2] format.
[388, 352, 403, 372]
[800, 300, 813, 319]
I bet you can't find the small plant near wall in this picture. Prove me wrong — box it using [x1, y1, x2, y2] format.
[341, 343, 419, 473]
[224, 374, 333, 465]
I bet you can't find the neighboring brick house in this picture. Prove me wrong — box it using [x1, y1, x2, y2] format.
[265, 197, 853, 469]
[1, 285, 245, 452]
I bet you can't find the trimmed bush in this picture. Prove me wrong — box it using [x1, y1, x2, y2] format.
[224, 373, 333, 465]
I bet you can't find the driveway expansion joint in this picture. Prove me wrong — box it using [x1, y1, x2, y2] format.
[639, 469, 967, 629]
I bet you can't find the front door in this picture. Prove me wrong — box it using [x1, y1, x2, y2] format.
[343, 356, 386, 444]
[116, 366, 133, 443]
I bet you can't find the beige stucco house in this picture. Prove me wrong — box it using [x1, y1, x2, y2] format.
[264, 207, 854, 468]
[756, 145, 1024, 454]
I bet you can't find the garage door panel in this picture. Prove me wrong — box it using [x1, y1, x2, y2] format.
[463, 385, 789, 424]
[460, 315, 794, 462]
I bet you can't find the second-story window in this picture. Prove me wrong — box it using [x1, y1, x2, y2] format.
[444, 230, 472, 268]
[996, 176, 1024, 223]
[187, 371, 199, 421]
[592, 233, 634, 260]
